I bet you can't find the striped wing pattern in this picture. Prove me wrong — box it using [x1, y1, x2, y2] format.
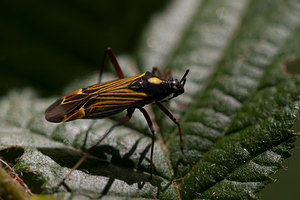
[45, 73, 149, 123]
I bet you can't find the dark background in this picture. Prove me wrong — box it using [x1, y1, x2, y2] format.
[0, 0, 169, 97]
[0, 0, 299, 199]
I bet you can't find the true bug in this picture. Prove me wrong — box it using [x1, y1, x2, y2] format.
[45, 48, 189, 187]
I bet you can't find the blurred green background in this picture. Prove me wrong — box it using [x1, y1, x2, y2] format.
[0, 0, 299, 199]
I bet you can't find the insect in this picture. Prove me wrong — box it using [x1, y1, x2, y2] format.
[45, 48, 189, 187]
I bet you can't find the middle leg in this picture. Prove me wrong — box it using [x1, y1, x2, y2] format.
[83, 48, 125, 149]
[152, 67, 172, 79]
[56, 108, 135, 190]
[139, 107, 156, 178]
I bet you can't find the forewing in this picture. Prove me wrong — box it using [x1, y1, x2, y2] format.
[83, 88, 149, 119]
[45, 73, 148, 123]
[45, 89, 89, 123]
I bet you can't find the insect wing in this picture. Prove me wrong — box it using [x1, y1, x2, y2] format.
[83, 87, 149, 119]
[45, 74, 148, 123]
[45, 89, 89, 123]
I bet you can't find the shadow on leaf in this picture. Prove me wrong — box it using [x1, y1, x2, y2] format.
[0, 146, 25, 166]
[38, 145, 167, 196]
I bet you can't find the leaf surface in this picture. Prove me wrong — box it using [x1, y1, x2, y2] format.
[1, 0, 300, 199]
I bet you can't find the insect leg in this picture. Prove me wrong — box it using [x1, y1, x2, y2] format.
[162, 69, 172, 79]
[55, 108, 135, 190]
[99, 48, 125, 83]
[139, 107, 155, 178]
[156, 102, 186, 158]
[151, 67, 162, 77]
[152, 67, 172, 79]
[84, 48, 126, 148]
[82, 121, 96, 150]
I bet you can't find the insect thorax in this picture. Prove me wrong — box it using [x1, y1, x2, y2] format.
[129, 72, 184, 101]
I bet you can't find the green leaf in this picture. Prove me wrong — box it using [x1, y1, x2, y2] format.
[0, 165, 30, 200]
[1, 0, 300, 199]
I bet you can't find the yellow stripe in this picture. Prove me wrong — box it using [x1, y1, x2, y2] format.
[86, 73, 145, 92]
[100, 92, 147, 97]
[148, 77, 162, 84]
[93, 99, 144, 106]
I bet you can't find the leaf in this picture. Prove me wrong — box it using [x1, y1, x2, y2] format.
[0, 164, 30, 200]
[1, 0, 300, 199]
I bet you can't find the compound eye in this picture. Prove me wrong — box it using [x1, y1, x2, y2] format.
[172, 80, 181, 89]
